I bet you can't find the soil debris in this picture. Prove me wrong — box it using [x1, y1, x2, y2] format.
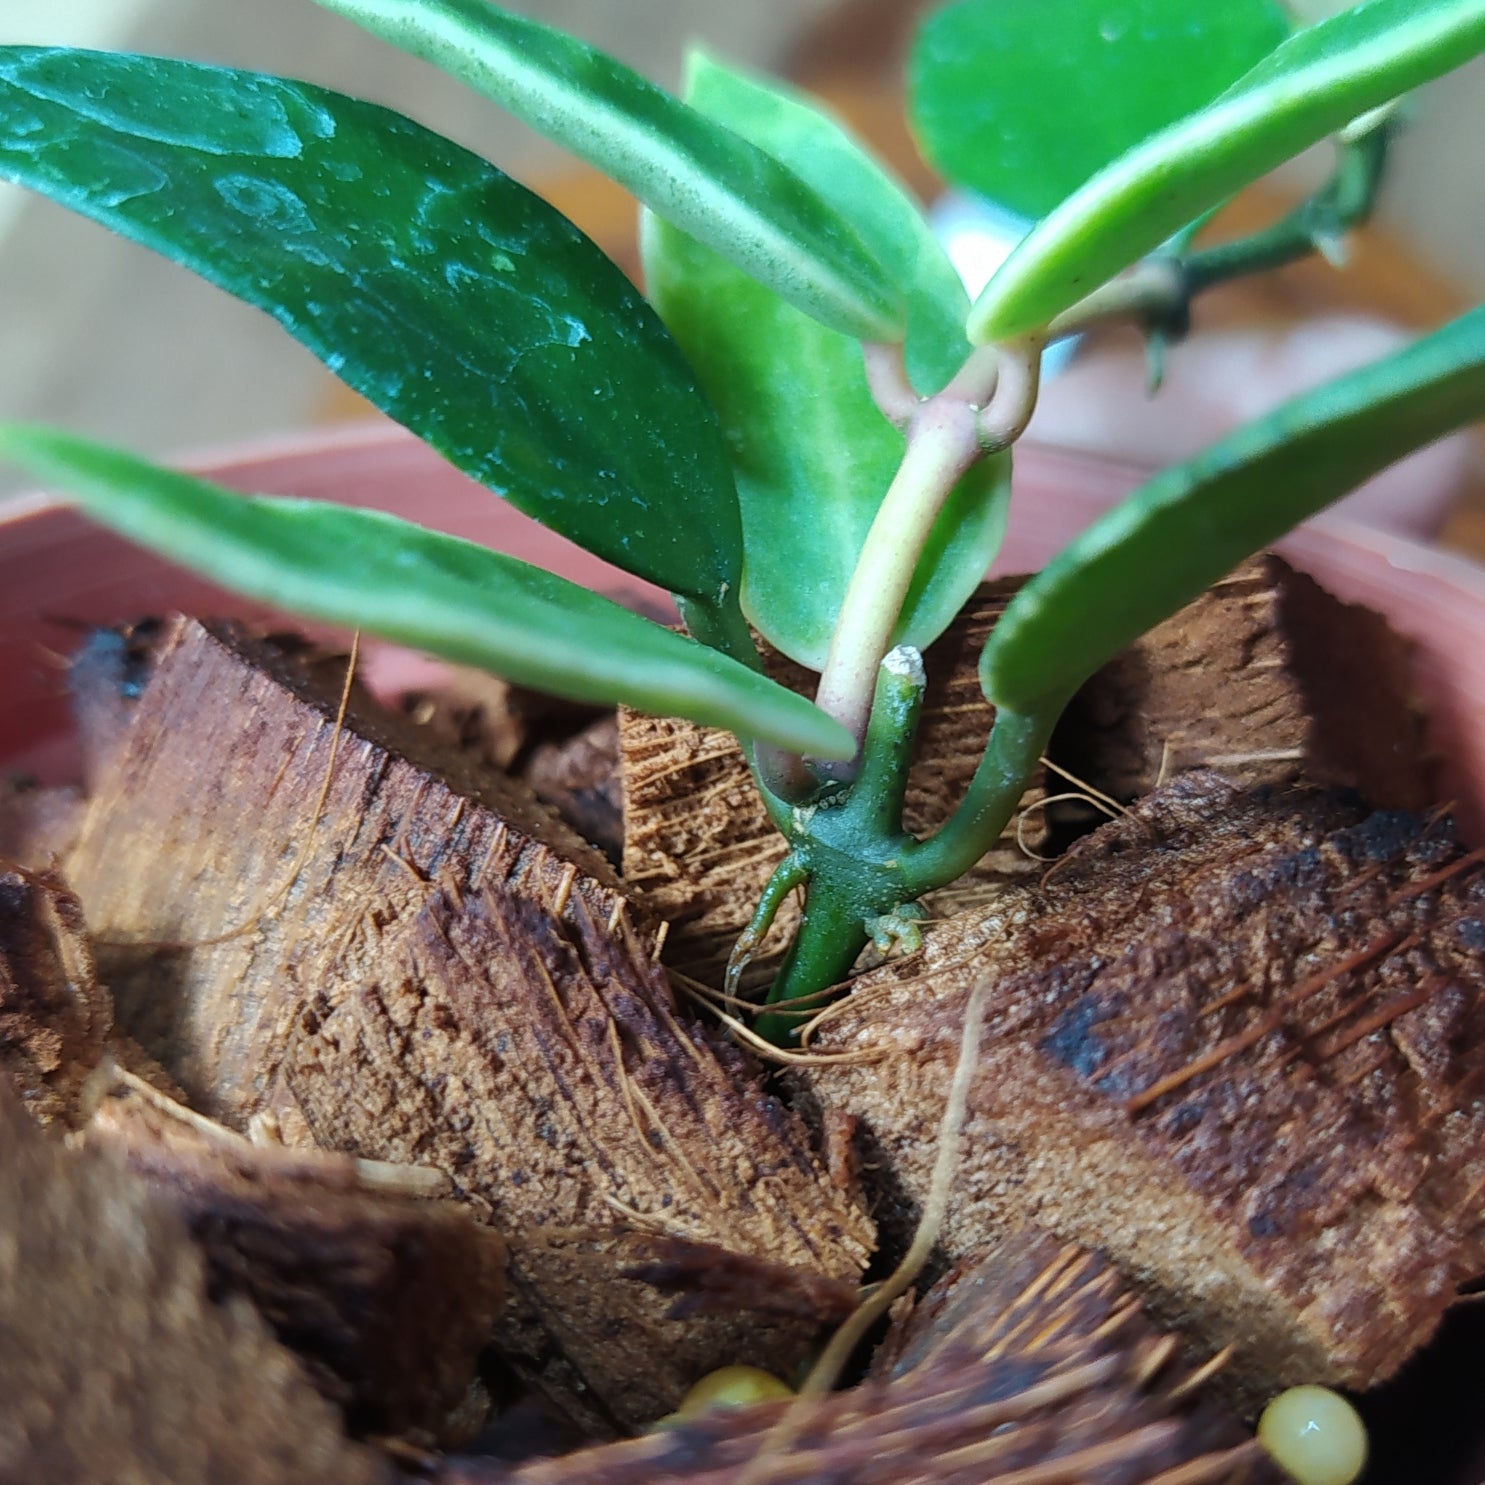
[523, 714, 623, 865]
[620, 1237, 860, 1325]
[399, 668, 622, 859]
[0, 861, 109, 1126]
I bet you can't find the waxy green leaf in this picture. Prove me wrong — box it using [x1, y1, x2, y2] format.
[0, 47, 744, 610]
[981, 305, 1485, 716]
[310, 0, 905, 344]
[643, 56, 1010, 669]
[681, 53, 972, 396]
[911, 0, 1290, 221]
[0, 425, 854, 760]
[971, 0, 1485, 342]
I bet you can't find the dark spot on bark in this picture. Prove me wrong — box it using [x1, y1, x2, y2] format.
[1454, 917, 1485, 952]
[1343, 809, 1424, 864]
[1040, 1000, 1107, 1079]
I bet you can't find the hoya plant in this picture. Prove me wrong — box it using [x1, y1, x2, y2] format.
[0, 0, 1482, 1037]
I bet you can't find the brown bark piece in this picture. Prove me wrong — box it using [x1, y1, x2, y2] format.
[0, 1085, 387, 1485]
[1055, 554, 1430, 807]
[523, 714, 623, 864]
[275, 877, 875, 1433]
[400, 666, 606, 778]
[0, 862, 109, 1126]
[430, 1229, 1277, 1484]
[64, 615, 628, 1124]
[620, 1236, 860, 1325]
[802, 771, 1485, 1403]
[83, 1068, 507, 1442]
[620, 581, 1047, 991]
[59, 615, 872, 1433]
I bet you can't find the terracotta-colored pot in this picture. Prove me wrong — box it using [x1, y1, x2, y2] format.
[0, 420, 669, 782]
[5, 417, 1485, 832]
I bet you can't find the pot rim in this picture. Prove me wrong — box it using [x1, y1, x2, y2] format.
[5, 419, 1485, 823]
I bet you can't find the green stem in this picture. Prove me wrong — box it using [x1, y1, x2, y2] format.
[1182, 121, 1391, 296]
[677, 592, 817, 816]
[853, 645, 926, 829]
[1045, 258, 1187, 341]
[814, 352, 999, 758]
[756, 880, 873, 1044]
[902, 705, 1054, 895]
[1045, 122, 1392, 343]
[755, 651, 928, 1040]
[726, 850, 809, 998]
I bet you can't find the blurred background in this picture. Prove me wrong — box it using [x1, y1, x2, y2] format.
[2, 0, 1483, 536]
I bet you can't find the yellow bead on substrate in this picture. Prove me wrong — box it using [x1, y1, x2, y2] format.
[1258, 1385, 1368, 1485]
[675, 1365, 794, 1419]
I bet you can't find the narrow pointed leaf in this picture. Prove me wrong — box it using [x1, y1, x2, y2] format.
[981, 306, 1485, 715]
[310, 0, 904, 343]
[0, 47, 744, 610]
[682, 52, 971, 396]
[970, 0, 1485, 342]
[0, 427, 853, 760]
[642, 56, 1009, 669]
[911, 0, 1290, 221]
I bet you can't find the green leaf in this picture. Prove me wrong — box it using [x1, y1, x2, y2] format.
[642, 56, 1009, 669]
[683, 51, 971, 396]
[911, 0, 1290, 220]
[309, 0, 904, 344]
[981, 305, 1485, 716]
[970, 0, 1485, 342]
[0, 47, 743, 610]
[0, 425, 854, 760]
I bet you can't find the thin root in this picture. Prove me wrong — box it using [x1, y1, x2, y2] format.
[737, 975, 992, 1484]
